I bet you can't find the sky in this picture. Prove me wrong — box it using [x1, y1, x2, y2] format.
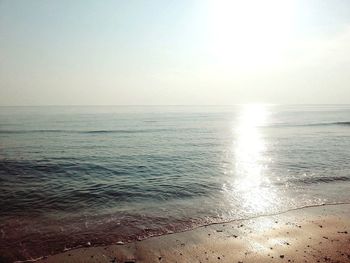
[1, 0, 350, 105]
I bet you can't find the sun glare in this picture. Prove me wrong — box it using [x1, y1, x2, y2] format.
[224, 104, 277, 213]
[235, 104, 268, 189]
[205, 0, 295, 69]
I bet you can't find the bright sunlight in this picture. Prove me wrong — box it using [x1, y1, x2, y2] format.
[205, 0, 296, 70]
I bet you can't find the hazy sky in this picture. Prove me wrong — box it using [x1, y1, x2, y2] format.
[1, 0, 350, 105]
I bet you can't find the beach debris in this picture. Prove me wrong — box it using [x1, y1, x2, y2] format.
[116, 241, 124, 245]
[337, 231, 348, 234]
[280, 255, 284, 259]
[216, 229, 223, 232]
[87, 241, 91, 246]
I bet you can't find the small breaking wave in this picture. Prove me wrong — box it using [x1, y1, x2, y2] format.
[284, 176, 350, 185]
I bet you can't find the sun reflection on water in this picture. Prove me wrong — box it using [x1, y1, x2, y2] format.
[224, 104, 277, 214]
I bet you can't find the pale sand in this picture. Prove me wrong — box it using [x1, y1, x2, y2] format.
[37, 204, 350, 263]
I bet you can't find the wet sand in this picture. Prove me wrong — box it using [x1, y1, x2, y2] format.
[33, 204, 350, 263]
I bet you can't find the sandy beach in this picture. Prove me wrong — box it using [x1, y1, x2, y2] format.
[33, 203, 350, 263]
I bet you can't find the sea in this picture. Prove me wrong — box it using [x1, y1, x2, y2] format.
[1, 105, 350, 262]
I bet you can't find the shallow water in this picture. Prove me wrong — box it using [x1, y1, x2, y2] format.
[1, 105, 350, 261]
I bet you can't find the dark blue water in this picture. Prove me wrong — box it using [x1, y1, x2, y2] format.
[1, 105, 350, 261]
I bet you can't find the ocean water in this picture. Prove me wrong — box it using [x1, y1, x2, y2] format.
[1, 105, 350, 261]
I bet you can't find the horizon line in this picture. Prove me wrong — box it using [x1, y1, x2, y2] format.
[1, 103, 350, 107]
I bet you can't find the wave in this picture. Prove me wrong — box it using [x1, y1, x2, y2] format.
[301, 121, 350, 127]
[0, 129, 66, 134]
[267, 121, 350, 128]
[0, 159, 220, 215]
[0, 129, 170, 134]
[1, 121, 349, 134]
[285, 175, 350, 185]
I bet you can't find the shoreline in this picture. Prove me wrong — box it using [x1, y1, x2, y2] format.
[32, 203, 350, 263]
